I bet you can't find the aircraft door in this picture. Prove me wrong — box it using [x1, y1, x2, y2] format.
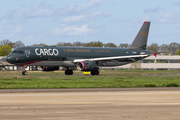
[25, 50, 30, 57]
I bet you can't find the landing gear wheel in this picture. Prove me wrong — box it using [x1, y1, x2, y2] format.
[69, 69, 73, 75]
[95, 70, 99, 75]
[22, 71, 27, 75]
[65, 69, 73, 75]
[91, 70, 99, 76]
[91, 71, 95, 75]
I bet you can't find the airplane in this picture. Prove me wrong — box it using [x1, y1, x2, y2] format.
[6, 21, 154, 75]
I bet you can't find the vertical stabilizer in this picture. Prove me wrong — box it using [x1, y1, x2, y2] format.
[129, 21, 150, 50]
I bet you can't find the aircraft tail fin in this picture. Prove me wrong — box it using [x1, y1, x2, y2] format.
[128, 21, 150, 50]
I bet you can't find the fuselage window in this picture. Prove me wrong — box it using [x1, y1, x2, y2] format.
[18, 51, 24, 54]
[12, 51, 24, 54]
[12, 51, 18, 54]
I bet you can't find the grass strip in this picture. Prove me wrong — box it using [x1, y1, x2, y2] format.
[1, 70, 180, 75]
[0, 75, 180, 89]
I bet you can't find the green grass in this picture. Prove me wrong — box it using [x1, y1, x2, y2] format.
[1, 69, 180, 75]
[0, 70, 180, 89]
[0, 74, 180, 89]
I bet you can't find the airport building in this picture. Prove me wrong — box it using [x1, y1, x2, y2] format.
[0, 55, 180, 71]
[104, 55, 180, 70]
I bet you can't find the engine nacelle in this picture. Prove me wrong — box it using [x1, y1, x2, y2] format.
[39, 66, 59, 71]
[76, 61, 98, 71]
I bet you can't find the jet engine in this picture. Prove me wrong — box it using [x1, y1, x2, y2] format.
[76, 61, 98, 71]
[39, 66, 59, 71]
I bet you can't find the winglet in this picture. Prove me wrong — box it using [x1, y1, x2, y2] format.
[143, 21, 147, 24]
[154, 52, 157, 57]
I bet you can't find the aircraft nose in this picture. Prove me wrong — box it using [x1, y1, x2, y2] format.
[6, 56, 13, 63]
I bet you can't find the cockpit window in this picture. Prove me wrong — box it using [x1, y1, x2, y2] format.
[12, 51, 24, 54]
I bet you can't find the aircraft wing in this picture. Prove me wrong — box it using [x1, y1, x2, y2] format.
[141, 52, 170, 57]
[73, 54, 148, 63]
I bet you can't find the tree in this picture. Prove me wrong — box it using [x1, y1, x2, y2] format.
[159, 44, 171, 55]
[87, 41, 103, 47]
[147, 43, 159, 52]
[0, 39, 15, 48]
[104, 43, 117, 47]
[175, 49, 180, 55]
[56, 42, 63, 46]
[14, 41, 25, 48]
[119, 43, 129, 48]
[0, 39, 11, 47]
[32, 43, 48, 46]
[0, 45, 12, 56]
[159, 44, 168, 51]
[73, 41, 87, 47]
[57, 42, 73, 46]
[8, 42, 16, 48]
[168, 42, 179, 55]
[0, 40, 25, 48]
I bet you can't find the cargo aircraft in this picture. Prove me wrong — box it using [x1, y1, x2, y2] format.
[6, 21, 154, 75]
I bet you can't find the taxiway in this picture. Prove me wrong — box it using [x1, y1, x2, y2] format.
[0, 88, 180, 120]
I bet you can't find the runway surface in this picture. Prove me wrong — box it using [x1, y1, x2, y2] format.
[0, 88, 180, 120]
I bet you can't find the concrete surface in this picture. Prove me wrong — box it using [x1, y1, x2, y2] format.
[0, 89, 180, 120]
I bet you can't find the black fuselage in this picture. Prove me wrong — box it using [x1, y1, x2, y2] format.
[6, 46, 151, 67]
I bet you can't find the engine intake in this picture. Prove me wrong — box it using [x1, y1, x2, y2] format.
[77, 61, 98, 71]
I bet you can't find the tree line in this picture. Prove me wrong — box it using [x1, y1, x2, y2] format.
[0, 39, 180, 56]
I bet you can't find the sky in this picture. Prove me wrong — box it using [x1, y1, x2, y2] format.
[0, 0, 180, 46]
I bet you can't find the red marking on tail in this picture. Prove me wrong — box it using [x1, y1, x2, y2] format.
[154, 52, 157, 57]
[143, 21, 147, 24]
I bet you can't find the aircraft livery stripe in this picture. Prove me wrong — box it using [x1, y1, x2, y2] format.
[20, 61, 42, 66]
[81, 61, 85, 70]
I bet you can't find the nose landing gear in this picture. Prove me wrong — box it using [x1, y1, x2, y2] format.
[22, 70, 27, 75]
[22, 66, 27, 75]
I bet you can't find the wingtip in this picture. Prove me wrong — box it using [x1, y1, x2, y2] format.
[154, 52, 157, 57]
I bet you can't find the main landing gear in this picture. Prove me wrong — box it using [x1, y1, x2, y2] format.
[64, 69, 99, 75]
[91, 70, 99, 76]
[65, 69, 73, 75]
